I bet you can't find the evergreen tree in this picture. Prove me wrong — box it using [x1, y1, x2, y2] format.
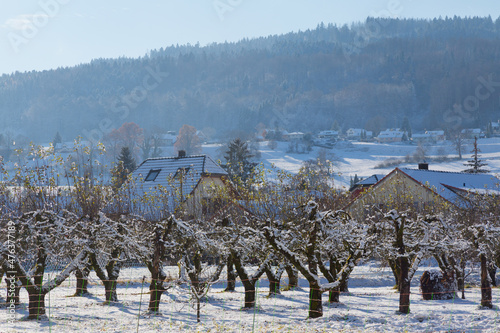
[331, 120, 340, 131]
[110, 161, 127, 191]
[486, 122, 493, 138]
[401, 117, 412, 138]
[118, 146, 137, 172]
[463, 137, 489, 173]
[111, 147, 137, 191]
[53, 131, 62, 146]
[223, 138, 255, 184]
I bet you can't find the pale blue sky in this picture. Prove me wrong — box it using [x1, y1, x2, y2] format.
[0, 0, 499, 75]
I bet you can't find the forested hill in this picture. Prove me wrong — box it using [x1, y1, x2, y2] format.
[2, 16, 500, 142]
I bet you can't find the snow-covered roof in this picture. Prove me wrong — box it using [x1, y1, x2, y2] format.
[160, 133, 177, 141]
[411, 133, 430, 139]
[318, 130, 338, 136]
[426, 130, 444, 136]
[461, 128, 482, 134]
[399, 168, 500, 204]
[347, 128, 372, 136]
[131, 154, 227, 200]
[377, 129, 405, 138]
[356, 174, 385, 187]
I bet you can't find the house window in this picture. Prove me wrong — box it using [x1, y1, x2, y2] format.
[145, 169, 161, 181]
[174, 167, 191, 179]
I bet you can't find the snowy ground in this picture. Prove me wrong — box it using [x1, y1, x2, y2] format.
[1, 262, 499, 332]
[202, 138, 500, 189]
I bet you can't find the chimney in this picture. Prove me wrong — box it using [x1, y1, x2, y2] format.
[418, 163, 428, 170]
[178, 150, 186, 158]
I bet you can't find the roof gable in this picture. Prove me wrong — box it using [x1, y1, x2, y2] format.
[399, 168, 500, 204]
[345, 167, 500, 210]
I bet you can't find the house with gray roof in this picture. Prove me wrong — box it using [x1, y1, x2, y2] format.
[130, 151, 231, 218]
[346, 164, 500, 219]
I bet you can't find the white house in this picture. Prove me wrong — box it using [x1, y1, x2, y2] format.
[346, 128, 372, 140]
[376, 129, 406, 143]
[491, 121, 500, 135]
[412, 130, 445, 143]
[461, 128, 484, 139]
[159, 132, 177, 146]
[285, 132, 305, 141]
[318, 130, 339, 139]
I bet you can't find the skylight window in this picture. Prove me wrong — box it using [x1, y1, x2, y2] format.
[145, 169, 161, 181]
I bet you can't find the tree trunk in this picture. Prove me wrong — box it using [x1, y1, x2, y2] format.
[103, 279, 119, 304]
[456, 271, 465, 300]
[488, 263, 497, 287]
[399, 257, 410, 314]
[480, 254, 493, 308]
[74, 266, 91, 296]
[196, 297, 201, 322]
[148, 276, 166, 314]
[242, 281, 256, 309]
[27, 290, 47, 320]
[285, 265, 299, 290]
[328, 286, 340, 303]
[308, 282, 323, 318]
[389, 259, 401, 291]
[224, 256, 236, 292]
[265, 268, 281, 297]
[340, 277, 349, 293]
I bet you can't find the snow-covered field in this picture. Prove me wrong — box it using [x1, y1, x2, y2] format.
[1, 263, 499, 332]
[202, 138, 500, 189]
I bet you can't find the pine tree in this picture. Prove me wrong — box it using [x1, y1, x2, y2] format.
[463, 137, 489, 173]
[401, 117, 412, 138]
[486, 122, 493, 138]
[223, 138, 255, 184]
[118, 146, 137, 172]
[53, 131, 62, 146]
[331, 120, 340, 131]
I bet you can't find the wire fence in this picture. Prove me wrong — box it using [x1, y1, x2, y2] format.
[1, 265, 500, 332]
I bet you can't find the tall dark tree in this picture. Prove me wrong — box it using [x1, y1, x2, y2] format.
[223, 138, 255, 184]
[111, 147, 137, 190]
[463, 137, 489, 173]
[52, 132, 62, 146]
[401, 117, 412, 139]
[118, 146, 137, 172]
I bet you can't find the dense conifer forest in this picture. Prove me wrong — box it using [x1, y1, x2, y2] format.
[1, 16, 500, 142]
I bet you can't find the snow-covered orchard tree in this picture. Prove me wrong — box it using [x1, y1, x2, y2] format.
[168, 216, 224, 322]
[372, 210, 451, 314]
[0, 210, 88, 320]
[454, 191, 500, 308]
[144, 218, 176, 315]
[264, 201, 373, 319]
[430, 213, 475, 299]
[240, 163, 349, 297]
[87, 213, 148, 305]
[216, 214, 274, 309]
